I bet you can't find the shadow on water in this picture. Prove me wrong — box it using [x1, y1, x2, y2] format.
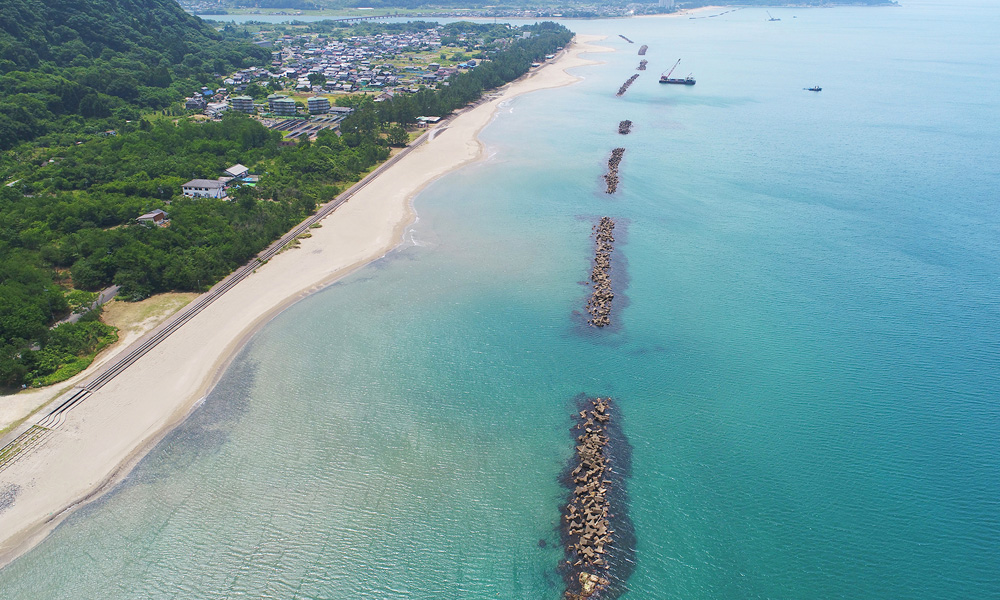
[557, 393, 636, 599]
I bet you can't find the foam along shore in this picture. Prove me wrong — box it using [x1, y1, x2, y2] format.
[0, 34, 614, 567]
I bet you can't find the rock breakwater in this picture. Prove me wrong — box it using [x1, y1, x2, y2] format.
[617, 120, 632, 135]
[586, 217, 616, 327]
[618, 35, 634, 43]
[637, 45, 648, 56]
[559, 396, 633, 599]
[603, 148, 625, 194]
[637, 59, 647, 71]
[616, 75, 639, 97]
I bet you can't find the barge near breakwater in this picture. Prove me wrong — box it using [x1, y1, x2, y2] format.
[560, 396, 635, 599]
[636, 60, 647, 71]
[586, 217, 616, 327]
[616, 75, 639, 97]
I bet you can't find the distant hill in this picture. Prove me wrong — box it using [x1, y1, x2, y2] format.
[0, 0, 269, 149]
[187, 0, 895, 10]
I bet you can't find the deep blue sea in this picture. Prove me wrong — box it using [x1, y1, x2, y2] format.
[2, 1, 999, 598]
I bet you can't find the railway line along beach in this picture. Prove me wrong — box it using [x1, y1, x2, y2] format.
[0, 35, 614, 567]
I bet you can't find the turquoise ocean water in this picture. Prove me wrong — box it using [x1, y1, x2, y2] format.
[2, 1, 999, 598]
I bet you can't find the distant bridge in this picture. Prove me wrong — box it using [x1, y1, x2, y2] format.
[194, 12, 401, 22]
[305, 13, 401, 22]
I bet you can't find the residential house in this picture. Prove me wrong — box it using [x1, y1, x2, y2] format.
[182, 179, 227, 199]
[225, 164, 249, 179]
[137, 209, 168, 226]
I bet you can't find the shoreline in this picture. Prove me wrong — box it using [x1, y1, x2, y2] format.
[0, 34, 612, 570]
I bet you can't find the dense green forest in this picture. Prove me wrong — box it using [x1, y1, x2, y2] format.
[0, 0, 270, 151]
[364, 22, 573, 125]
[0, 19, 571, 389]
[0, 112, 394, 387]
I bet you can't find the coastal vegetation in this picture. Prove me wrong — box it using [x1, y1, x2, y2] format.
[0, 12, 572, 389]
[0, 114, 384, 388]
[26, 316, 118, 388]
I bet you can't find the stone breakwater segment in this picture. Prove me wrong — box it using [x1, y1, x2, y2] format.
[586, 217, 615, 328]
[618, 34, 634, 43]
[637, 45, 648, 56]
[637, 59, 647, 71]
[562, 397, 616, 599]
[616, 75, 639, 97]
[617, 120, 632, 135]
[603, 148, 625, 194]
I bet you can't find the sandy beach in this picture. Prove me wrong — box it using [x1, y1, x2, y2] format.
[0, 34, 611, 568]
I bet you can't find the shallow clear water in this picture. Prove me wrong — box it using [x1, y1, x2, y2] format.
[3, 2, 999, 598]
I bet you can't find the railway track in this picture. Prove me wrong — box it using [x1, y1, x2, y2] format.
[0, 124, 438, 472]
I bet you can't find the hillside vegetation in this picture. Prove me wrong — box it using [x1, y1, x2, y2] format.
[0, 0, 270, 150]
[0, 15, 571, 389]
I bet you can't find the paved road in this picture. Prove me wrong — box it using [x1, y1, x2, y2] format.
[50, 285, 120, 327]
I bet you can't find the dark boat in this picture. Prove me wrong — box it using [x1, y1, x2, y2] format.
[806, 85, 822, 92]
[660, 59, 696, 85]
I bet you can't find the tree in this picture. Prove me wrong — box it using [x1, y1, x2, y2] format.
[385, 124, 408, 147]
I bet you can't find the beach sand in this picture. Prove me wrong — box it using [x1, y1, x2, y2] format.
[0, 34, 611, 568]
[0, 294, 200, 437]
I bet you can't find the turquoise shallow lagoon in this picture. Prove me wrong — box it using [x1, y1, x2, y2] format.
[2, 1, 999, 598]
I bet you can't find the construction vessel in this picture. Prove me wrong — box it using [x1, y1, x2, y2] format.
[659, 59, 696, 85]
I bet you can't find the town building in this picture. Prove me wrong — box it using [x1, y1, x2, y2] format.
[307, 96, 331, 114]
[272, 97, 298, 116]
[185, 96, 207, 110]
[230, 95, 255, 114]
[206, 102, 228, 118]
[182, 179, 227, 199]
[267, 94, 287, 112]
